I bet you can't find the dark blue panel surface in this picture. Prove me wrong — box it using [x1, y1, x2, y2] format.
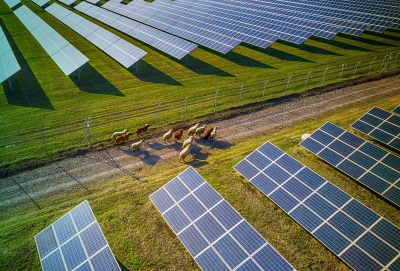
[371, 164, 398, 183]
[193, 183, 222, 209]
[214, 234, 248, 269]
[357, 232, 397, 265]
[263, 164, 291, 184]
[35, 226, 58, 259]
[231, 221, 266, 254]
[163, 205, 190, 233]
[318, 183, 351, 208]
[359, 173, 390, 193]
[360, 114, 382, 126]
[382, 154, 400, 172]
[329, 140, 354, 157]
[164, 178, 190, 202]
[251, 173, 278, 195]
[179, 167, 205, 190]
[74, 261, 91, 271]
[319, 148, 343, 166]
[290, 205, 323, 232]
[339, 131, 365, 148]
[53, 214, 76, 246]
[195, 213, 225, 243]
[247, 151, 271, 170]
[258, 142, 284, 161]
[305, 194, 337, 220]
[370, 107, 391, 119]
[311, 130, 335, 145]
[389, 257, 400, 271]
[196, 248, 230, 271]
[211, 201, 242, 230]
[178, 225, 209, 256]
[352, 121, 374, 134]
[269, 188, 299, 212]
[179, 194, 206, 221]
[80, 223, 107, 257]
[320, 122, 344, 137]
[150, 188, 175, 213]
[295, 168, 325, 190]
[370, 129, 392, 143]
[371, 220, 400, 250]
[71, 201, 95, 232]
[359, 142, 386, 160]
[253, 245, 293, 271]
[276, 154, 303, 174]
[235, 160, 259, 180]
[61, 236, 86, 270]
[283, 178, 312, 201]
[337, 159, 364, 179]
[341, 246, 382, 271]
[300, 137, 324, 154]
[314, 224, 351, 254]
[329, 212, 364, 241]
[42, 250, 66, 271]
[236, 259, 261, 271]
[384, 187, 400, 206]
[342, 200, 379, 228]
[348, 151, 376, 170]
[90, 246, 120, 271]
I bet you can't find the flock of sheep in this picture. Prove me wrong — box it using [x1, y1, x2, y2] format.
[110, 123, 217, 162]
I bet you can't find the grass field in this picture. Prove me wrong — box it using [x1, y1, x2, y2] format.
[1, 1, 400, 172]
[0, 90, 399, 270]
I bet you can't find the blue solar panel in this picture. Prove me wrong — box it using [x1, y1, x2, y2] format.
[393, 105, 400, 115]
[234, 141, 400, 271]
[150, 167, 295, 271]
[351, 107, 400, 151]
[0, 27, 21, 83]
[32, 0, 49, 8]
[4, 0, 20, 9]
[34, 200, 120, 271]
[301, 122, 400, 207]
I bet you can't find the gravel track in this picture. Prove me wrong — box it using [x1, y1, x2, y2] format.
[1, 75, 399, 212]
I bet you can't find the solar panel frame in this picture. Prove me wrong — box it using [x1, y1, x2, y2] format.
[300, 122, 400, 207]
[34, 200, 121, 271]
[393, 105, 400, 115]
[234, 141, 400, 271]
[0, 25, 21, 83]
[32, 0, 49, 8]
[4, 0, 20, 9]
[150, 167, 295, 271]
[351, 107, 400, 151]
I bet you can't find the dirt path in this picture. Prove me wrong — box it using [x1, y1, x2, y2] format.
[1, 75, 399, 212]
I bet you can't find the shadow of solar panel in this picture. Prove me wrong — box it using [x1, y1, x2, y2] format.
[301, 122, 400, 207]
[149, 167, 294, 271]
[234, 141, 400, 271]
[5, 0, 20, 9]
[33, 0, 49, 7]
[351, 107, 400, 151]
[34, 200, 120, 271]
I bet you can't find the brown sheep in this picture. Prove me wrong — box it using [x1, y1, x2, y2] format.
[136, 124, 150, 136]
[173, 129, 184, 141]
[115, 132, 133, 145]
[202, 127, 214, 143]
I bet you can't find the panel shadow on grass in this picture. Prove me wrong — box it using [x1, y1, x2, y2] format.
[133, 60, 182, 86]
[363, 30, 400, 42]
[73, 64, 124, 96]
[337, 33, 396, 47]
[186, 55, 234, 77]
[1, 20, 53, 109]
[232, 51, 276, 68]
[314, 36, 373, 52]
[302, 43, 343, 56]
[270, 47, 315, 63]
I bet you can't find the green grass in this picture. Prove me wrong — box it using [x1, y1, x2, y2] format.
[0, 90, 399, 270]
[1, 1, 400, 171]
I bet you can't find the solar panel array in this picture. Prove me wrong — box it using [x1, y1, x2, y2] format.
[351, 107, 400, 152]
[234, 141, 400, 271]
[4, 0, 20, 9]
[75, 2, 197, 60]
[58, 0, 76, 6]
[393, 105, 400, 115]
[14, 5, 88, 76]
[300, 122, 400, 207]
[32, 0, 49, 8]
[34, 200, 121, 271]
[150, 167, 295, 271]
[0, 25, 20, 84]
[84, 0, 100, 5]
[46, 3, 146, 68]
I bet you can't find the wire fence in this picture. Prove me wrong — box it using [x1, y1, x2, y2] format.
[1, 51, 399, 172]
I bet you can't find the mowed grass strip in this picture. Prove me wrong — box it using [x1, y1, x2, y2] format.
[0, 1, 400, 169]
[0, 92, 399, 270]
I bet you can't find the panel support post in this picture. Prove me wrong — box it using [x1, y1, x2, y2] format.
[8, 78, 13, 91]
[301, 43, 304, 49]
[229, 50, 232, 60]
[136, 61, 139, 74]
[186, 55, 189, 65]
[77, 68, 81, 81]
[267, 46, 270, 54]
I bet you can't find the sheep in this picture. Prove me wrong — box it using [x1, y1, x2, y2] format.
[130, 139, 145, 152]
[111, 129, 128, 140]
[202, 127, 214, 143]
[195, 125, 206, 137]
[163, 129, 173, 143]
[209, 127, 217, 142]
[136, 124, 150, 136]
[179, 144, 192, 162]
[187, 123, 199, 136]
[173, 129, 184, 141]
[182, 136, 194, 149]
[115, 132, 133, 145]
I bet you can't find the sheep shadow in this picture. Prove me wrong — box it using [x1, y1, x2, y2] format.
[120, 146, 161, 166]
[190, 144, 210, 161]
[146, 140, 173, 151]
[195, 138, 234, 150]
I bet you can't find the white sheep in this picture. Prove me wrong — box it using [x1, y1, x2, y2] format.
[111, 129, 128, 140]
[195, 125, 206, 137]
[209, 127, 217, 142]
[163, 129, 173, 143]
[188, 123, 199, 136]
[130, 139, 145, 152]
[182, 136, 194, 149]
[179, 144, 192, 162]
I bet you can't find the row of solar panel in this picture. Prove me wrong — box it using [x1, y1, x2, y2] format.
[74, 2, 197, 60]
[46, 3, 147, 68]
[0, 25, 20, 84]
[234, 141, 400, 271]
[14, 5, 88, 76]
[4, 0, 20, 9]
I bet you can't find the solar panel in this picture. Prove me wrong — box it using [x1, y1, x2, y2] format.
[234, 141, 400, 271]
[58, 0, 76, 6]
[393, 105, 400, 115]
[300, 122, 400, 207]
[4, 0, 20, 9]
[34, 200, 121, 271]
[0, 26, 21, 83]
[351, 107, 400, 152]
[85, 0, 101, 5]
[32, 0, 49, 7]
[150, 167, 295, 271]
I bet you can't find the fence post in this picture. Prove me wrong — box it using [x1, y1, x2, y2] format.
[285, 76, 292, 95]
[157, 103, 161, 128]
[380, 55, 388, 72]
[40, 129, 48, 154]
[304, 71, 312, 91]
[121, 112, 124, 130]
[368, 57, 377, 74]
[184, 97, 189, 121]
[263, 80, 268, 100]
[214, 90, 219, 113]
[353, 61, 362, 76]
[322, 68, 329, 86]
[239, 85, 244, 106]
[339, 64, 346, 81]
[393, 52, 400, 68]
